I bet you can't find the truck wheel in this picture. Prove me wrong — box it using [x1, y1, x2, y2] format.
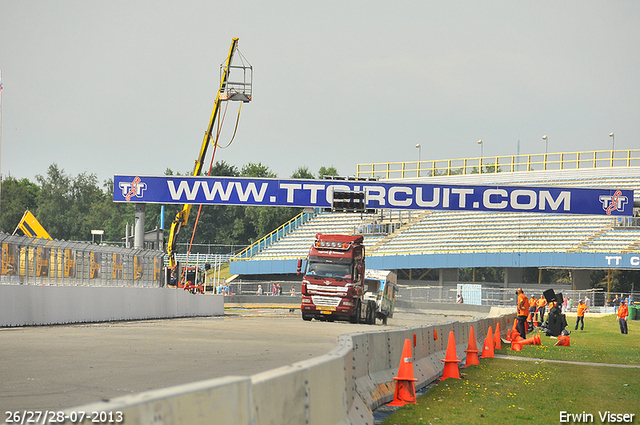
[350, 301, 361, 324]
[365, 301, 374, 325]
[302, 313, 312, 321]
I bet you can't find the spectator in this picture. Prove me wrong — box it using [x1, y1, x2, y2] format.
[529, 294, 538, 327]
[277, 283, 282, 296]
[613, 295, 621, 313]
[272, 283, 277, 296]
[538, 294, 547, 323]
[617, 299, 629, 334]
[256, 285, 263, 295]
[457, 294, 464, 304]
[516, 288, 529, 337]
[290, 285, 296, 296]
[575, 300, 588, 331]
[567, 297, 574, 312]
[584, 295, 590, 308]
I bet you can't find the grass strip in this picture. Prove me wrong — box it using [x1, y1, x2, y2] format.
[383, 315, 639, 425]
[496, 315, 638, 365]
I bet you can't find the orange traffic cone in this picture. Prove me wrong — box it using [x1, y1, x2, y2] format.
[519, 335, 541, 346]
[555, 335, 570, 346]
[388, 339, 419, 406]
[494, 323, 502, 350]
[434, 330, 438, 340]
[440, 331, 462, 380]
[480, 326, 494, 358]
[511, 340, 523, 351]
[506, 328, 512, 342]
[463, 326, 480, 367]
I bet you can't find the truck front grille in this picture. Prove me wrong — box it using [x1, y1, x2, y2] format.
[311, 296, 341, 307]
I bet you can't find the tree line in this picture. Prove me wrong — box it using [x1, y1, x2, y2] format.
[0, 162, 338, 250]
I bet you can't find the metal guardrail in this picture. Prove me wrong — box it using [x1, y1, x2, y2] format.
[231, 210, 316, 261]
[0, 233, 164, 287]
[357, 149, 640, 179]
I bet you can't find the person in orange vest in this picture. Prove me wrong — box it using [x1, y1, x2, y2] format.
[575, 300, 588, 331]
[516, 288, 529, 336]
[528, 295, 538, 328]
[538, 295, 547, 323]
[617, 299, 629, 334]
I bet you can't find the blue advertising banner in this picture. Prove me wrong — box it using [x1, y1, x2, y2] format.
[113, 175, 634, 216]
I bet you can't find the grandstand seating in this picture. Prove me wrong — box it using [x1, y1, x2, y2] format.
[234, 167, 640, 261]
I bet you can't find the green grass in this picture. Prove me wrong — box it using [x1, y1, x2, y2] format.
[497, 315, 639, 365]
[382, 316, 640, 425]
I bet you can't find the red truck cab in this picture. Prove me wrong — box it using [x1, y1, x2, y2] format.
[301, 233, 366, 322]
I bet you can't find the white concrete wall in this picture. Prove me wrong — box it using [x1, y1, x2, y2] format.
[0, 285, 224, 326]
[35, 312, 515, 425]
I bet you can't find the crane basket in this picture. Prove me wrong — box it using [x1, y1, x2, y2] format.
[219, 47, 252, 102]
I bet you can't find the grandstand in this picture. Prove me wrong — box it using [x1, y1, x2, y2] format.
[230, 149, 640, 290]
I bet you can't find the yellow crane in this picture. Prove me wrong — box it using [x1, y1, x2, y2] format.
[166, 37, 252, 269]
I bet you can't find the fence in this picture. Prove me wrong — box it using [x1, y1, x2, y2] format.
[397, 282, 638, 311]
[357, 149, 640, 179]
[0, 233, 164, 287]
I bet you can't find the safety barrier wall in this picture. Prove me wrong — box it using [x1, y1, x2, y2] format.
[36, 312, 515, 425]
[0, 285, 224, 326]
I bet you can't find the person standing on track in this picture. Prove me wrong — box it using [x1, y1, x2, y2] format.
[617, 299, 629, 334]
[516, 288, 529, 337]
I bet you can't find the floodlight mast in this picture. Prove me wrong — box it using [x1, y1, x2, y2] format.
[167, 38, 249, 269]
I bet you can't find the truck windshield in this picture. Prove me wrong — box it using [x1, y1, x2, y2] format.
[305, 257, 353, 280]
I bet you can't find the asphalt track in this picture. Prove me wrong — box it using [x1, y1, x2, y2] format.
[0, 308, 475, 414]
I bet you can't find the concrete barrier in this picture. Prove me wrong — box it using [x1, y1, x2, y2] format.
[0, 285, 224, 326]
[6, 305, 514, 425]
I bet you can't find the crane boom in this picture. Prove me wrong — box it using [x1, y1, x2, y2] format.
[167, 38, 240, 269]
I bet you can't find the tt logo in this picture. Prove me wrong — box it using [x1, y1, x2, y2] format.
[119, 177, 148, 201]
[599, 190, 628, 215]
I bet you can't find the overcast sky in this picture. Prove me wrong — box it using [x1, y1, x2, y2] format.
[1, 1, 639, 185]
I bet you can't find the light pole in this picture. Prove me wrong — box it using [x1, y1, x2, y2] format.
[542, 135, 548, 170]
[415, 143, 421, 177]
[609, 132, 615, 151]
[477, 140, 483, 173]
[609, 133, 615, 166]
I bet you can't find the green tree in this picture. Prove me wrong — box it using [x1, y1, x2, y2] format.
[34, 164, 110, 241]
[241, 162, 277, 178]
[0, 176, 41, 233]
[317, 166, 339, 178]
[68, 172, 107, 240]
[291, 166, 315, 179]
[35, 164, 74, 240]
[99, 179, 134, 243]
